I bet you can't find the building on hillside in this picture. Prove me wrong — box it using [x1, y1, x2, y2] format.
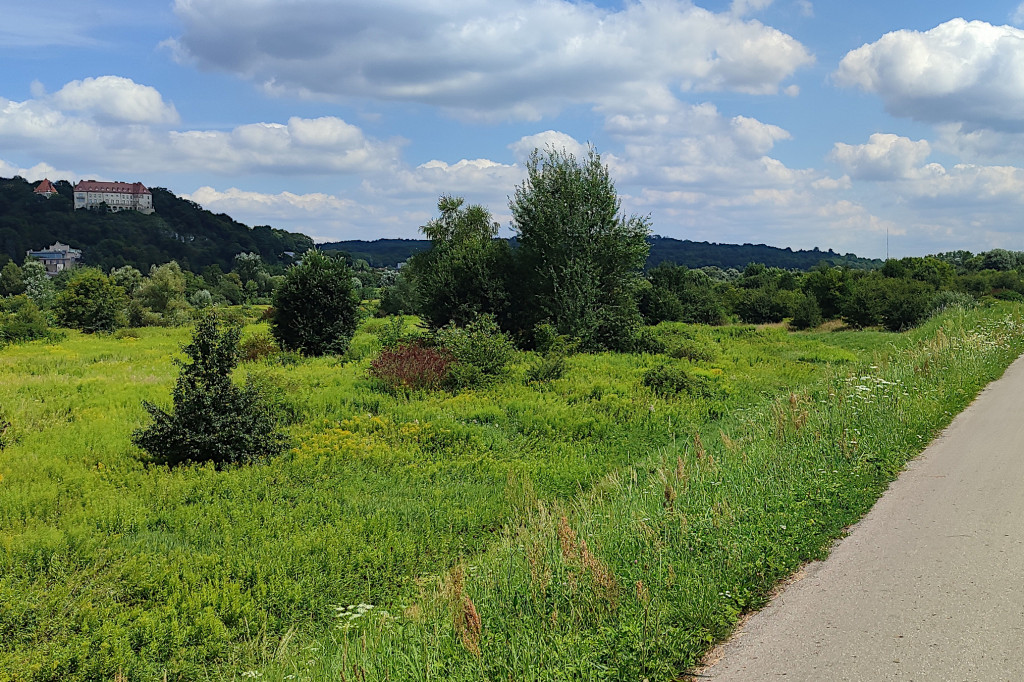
[33, 178, 58, 197]
[26, 242, 83, 276]
[73, 180, 154, 214]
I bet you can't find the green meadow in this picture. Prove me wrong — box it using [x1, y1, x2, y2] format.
[2, 305, 1022, 681]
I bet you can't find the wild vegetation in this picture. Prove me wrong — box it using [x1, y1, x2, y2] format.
[0, 304, 1021, 680]
[5, 150, 1024, 680]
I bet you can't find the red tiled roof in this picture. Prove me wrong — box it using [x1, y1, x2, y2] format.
[34, 178, 58, 194]
[73, 180, 151, 195]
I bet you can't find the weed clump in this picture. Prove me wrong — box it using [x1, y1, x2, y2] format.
[132, 315, 287, 467]
[668, 338, 719, 363]
[643, 364, 719, 398]
[370, 341, 453, 392]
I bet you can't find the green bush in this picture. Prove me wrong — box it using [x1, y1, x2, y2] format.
[53, 268, 127, 333]
[132, 315, 287, 468]
[790, 293, 823, 330]
[668, 338, 719, 363]
[0, 295, 49, 343]
[435, 314, 516, 387]
[642, 364, 718, 398]
[929, 290, 977, 317]
[239, 331, 280, 363]
[272, 250, 361, 356]
[525, 334, 578, 383]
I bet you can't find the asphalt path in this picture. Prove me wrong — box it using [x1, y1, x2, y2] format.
[701, 355, 1024, 681]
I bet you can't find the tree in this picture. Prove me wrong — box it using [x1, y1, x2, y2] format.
[0, 261, 25, 297]
[132, 314, 286, 467]
[409, 195, 512, 328]
[53, 268, 127, 333]
[22, 260, 55, 309]
[510, 147, 650, 350]
[0, 295, 48, 343]
[109, 265, 143, 296]
[137, 261, 191, 325]
[271, 249, 360, 356]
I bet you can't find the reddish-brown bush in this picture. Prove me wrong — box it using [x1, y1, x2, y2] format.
[370, 341, 453, 391]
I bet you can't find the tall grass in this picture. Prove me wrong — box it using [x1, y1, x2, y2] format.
[264, 305, 1024, 681]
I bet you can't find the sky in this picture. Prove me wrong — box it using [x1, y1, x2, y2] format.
[5, 1, 1024, 258]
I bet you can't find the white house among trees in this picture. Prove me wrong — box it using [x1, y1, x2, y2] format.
[73, 180, 154, 214]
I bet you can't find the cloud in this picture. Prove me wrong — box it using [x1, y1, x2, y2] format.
[731, 0, 773, 17]
[509, 131, 591, 163]
[169, 0, 812, 119]
[830, 133, 931, 180]
[51, 76, 180, 125]
[1013, 3, 1024, 26]
[835, 19, 1024, 131]
[0, 158, 78, 183]
[0, 80, 400, 177]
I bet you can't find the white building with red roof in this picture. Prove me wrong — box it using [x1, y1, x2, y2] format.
[73, 180, 154, 214]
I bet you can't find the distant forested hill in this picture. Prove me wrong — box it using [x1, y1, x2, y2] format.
[320, 236, 881, 270]
[0, 176, 313, 272]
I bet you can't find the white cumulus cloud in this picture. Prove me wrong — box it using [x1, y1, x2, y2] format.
[169, 0, 812, 119]
[51, 76, 180, 125]
[835, 19, 1024, 131]
[830, 133, 932, 180]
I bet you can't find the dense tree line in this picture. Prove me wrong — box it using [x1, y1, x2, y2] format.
[638, 255, 1022, 332]
[0, 177, 312, 272]
[320, 236, 881, 271]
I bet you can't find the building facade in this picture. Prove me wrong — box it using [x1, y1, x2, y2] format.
[26, 242, 83, 276]
[73, 180, 154, 214]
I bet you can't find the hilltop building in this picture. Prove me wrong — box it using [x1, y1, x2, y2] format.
[73, 180, 154, 214]
[26, 242, 83, 276]
[33, 178, 58, 197]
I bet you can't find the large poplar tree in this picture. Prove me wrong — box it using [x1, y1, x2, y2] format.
[510, 147, 650, 350]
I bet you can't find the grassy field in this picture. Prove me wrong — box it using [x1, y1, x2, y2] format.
[1, 305, 1021, 681]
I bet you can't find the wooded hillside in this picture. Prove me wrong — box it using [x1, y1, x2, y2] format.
[0, 176, 313, 272]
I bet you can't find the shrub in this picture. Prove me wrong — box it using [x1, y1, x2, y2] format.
[239, 331, 280, 363]
[0, 295, 49, 343]
[790, 293, 823, 330]
[370, 341, 453, 392]
[642, 364, 718, 398]
[668, 338, 719, 363]
[132, 315, 288, 468]
[929, 290, 977, 317]
[435, 315, 516, 387]
[53, 268, 127, 333]
[272, 250, 361, 356]
[525, 334, 577, 383]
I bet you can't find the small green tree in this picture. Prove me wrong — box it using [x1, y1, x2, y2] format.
[510, 146, 650, 350]
[271, 250, 360, 356]
[53, 268, 127, 333]
[132, 315, 286, 468]
[22, 260, 55, 309]
[0, 261, 25, 297]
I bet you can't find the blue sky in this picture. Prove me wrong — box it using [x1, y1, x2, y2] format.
[5, 1, 1024, 258]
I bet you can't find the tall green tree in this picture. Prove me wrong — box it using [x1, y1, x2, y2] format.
[409, 195, 512, 328]
[271, 249, 360, 356]
[53, 268, 127, 333]
[510, 147, 650, 350]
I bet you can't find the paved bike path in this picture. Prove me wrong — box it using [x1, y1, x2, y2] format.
[702, 355, 1024, 681]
